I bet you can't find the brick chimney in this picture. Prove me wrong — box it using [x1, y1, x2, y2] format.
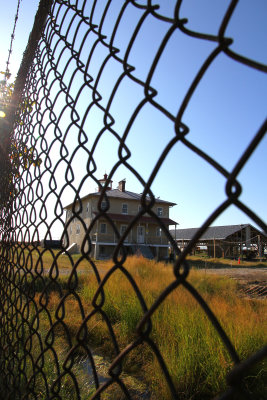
[118, 179, 126, 192]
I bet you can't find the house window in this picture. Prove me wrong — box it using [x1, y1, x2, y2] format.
[157, 207, 163, 217]
[138, 205, 142, 212]
[122, 203, 128, 214]
[100, 223, 107, 234]
[86, 202, 90, 212]
[76, 224, 80, 234]
[100, 246, 105, 255]
[101, 201, 107, 210]
[120, 225, 128, 242]
[121, 225, 127, 235]
[156, 227, 162, 237]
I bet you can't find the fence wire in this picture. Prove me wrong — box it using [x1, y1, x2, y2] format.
[0, 0, 266, 399]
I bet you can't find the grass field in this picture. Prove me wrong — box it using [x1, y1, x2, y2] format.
[182, 253, 267, 268]
[3, 249, 267, 399]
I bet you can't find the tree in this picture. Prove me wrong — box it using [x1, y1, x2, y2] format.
[0, 71, 41, 209]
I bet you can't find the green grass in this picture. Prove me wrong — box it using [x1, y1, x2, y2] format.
[1, 252, 266, 399]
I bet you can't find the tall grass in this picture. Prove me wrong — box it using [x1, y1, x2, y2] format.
[6, 253, 266, 399]
[75, 256, 266, 399]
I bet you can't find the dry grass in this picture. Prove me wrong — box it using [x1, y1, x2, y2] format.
[10, 251, 266, 399]
[187, 254, 267, 268]
[96, 258, 266, 399]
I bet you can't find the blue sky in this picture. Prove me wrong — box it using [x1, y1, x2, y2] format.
[1, 1, 266, 239]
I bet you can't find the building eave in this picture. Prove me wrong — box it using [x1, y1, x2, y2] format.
[91, 241, 169, 248]
[93, 212, 178, 225]
[64, 189, 177, 209]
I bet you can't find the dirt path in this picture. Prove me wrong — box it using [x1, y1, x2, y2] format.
[204, 267, 267, 298]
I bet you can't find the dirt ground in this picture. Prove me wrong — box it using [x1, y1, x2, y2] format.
[205, 267, 267, 298]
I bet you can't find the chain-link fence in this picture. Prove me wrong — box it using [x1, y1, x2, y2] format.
[0, 0, 266, 399]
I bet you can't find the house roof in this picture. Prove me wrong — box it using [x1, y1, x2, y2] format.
[64, 188, 177, 209]
[93, 212, 178, 226]
[170, 224, 266, 241]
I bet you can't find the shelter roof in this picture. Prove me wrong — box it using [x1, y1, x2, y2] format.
[170, 224, 266, 241]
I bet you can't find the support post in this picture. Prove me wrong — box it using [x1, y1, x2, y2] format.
[94, 220, 99, 259]
[258, 235, 262, 261]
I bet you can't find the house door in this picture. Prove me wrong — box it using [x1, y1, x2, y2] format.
[137, 226, 145, 243]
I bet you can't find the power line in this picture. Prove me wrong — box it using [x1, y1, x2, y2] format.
[0, 0, 22, 117]
[4, 0, 22, 80]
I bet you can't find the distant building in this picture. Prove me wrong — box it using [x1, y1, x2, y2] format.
[64, 175, 178, 259]
[170, 224, 267, 259]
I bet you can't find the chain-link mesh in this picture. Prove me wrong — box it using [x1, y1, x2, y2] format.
[0, 0, 266, 399]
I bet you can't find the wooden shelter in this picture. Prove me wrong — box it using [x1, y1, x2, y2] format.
[170, 224, 267, 259]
